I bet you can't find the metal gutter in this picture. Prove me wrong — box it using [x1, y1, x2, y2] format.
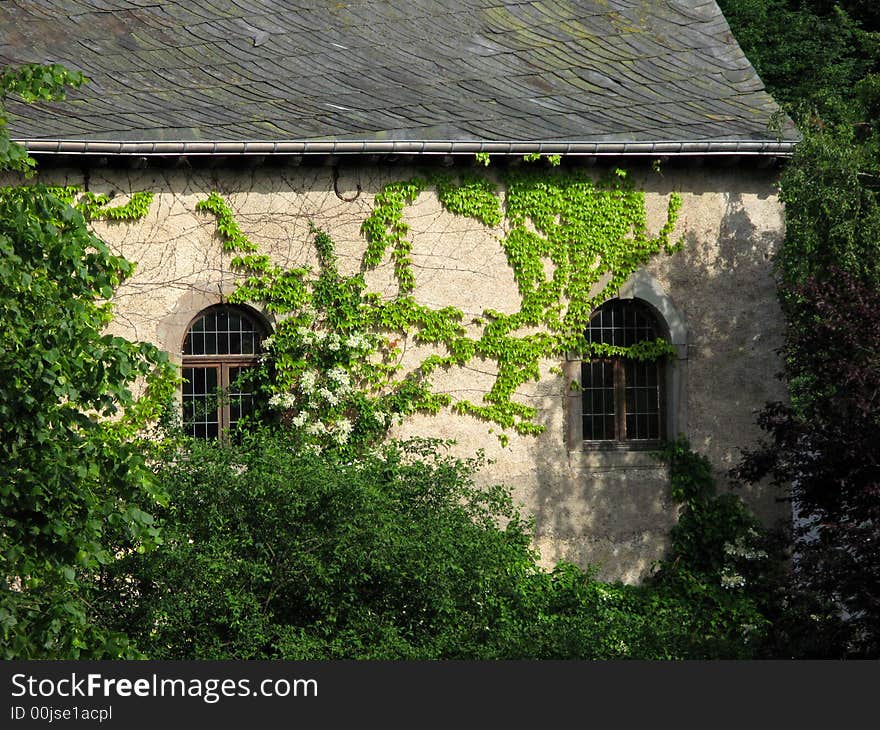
[18, 138, 798, 157]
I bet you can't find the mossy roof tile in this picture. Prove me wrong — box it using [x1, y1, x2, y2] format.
[0, 0, 799, 152]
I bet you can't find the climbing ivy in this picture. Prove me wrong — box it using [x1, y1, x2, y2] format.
[194, 200, 444, 452]
[434, 173, 502, 227]
[43, 185, 154, 222]
[197, 165, 682, 444]
[195, 191, 260, 253]
[523, 152, 562, 166]
[360, 178, 427, 294]
[77, 191, 154, 222]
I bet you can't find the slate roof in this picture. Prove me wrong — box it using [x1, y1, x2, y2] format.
[0, 0, 798, 157]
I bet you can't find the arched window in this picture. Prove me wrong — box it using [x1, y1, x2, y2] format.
[581, 299, 665, 444]
[181, 304, 266, 439]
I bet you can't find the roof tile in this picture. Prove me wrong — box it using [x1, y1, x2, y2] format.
[2, 0, 798, 146]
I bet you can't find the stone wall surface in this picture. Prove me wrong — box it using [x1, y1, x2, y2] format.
[7, 161, 789, 582]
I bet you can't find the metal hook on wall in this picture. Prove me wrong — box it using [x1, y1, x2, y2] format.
[332, 164, 362, 202]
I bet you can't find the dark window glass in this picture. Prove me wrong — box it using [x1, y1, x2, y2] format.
[581, 299, 664, 444]
[582, 359, 616, 440]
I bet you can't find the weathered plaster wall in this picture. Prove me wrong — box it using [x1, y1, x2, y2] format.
[13, 161, 788, 582]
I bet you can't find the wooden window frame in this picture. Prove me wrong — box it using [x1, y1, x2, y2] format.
[181, 305, 265, 440]
[579, 357, 666, 449]
[566, 298, 668, 451]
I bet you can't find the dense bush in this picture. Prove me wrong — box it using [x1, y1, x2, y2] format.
[89, 432, 776, 659]
[720, 0, 880, 659]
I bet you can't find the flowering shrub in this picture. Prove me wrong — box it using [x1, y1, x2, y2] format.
[233, 247, 428, 452]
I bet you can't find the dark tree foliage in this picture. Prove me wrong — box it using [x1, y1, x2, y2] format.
[719, 0, 880, 658]
[717, 0, 880, 122]
[775, 124, 880, 295]
[736, 271, 880, 657]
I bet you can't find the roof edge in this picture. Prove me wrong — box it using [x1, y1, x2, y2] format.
[18, 139, 798, 157]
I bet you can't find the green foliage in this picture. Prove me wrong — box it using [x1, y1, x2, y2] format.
[26, 185, 155, 223]
[77, 191, 155, 222]
[722, 0, 880, 658]
[0, 184, 176, 658]
[647, 438, 775, 658]
[195, 191, 260, 253]
[360, 178, 427, 294]
[196, 201, 435, 452]
[717, 1, 880, 124]
[0, 64, 86, 175]
[92, 434, 541, 659]
[92, 432, 775, 659]
[523, 152, 562, 166]
[434, 173, 502, 226]
[776, 122, 880, 293]
[736, 271, 880, 657]
[655, 439, 766, 580]
[1, 65, 176, 658]
[454, 167, 681, 434]
[582, 338, 677, 362]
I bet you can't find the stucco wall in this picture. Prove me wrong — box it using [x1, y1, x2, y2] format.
[10, 160, 788, 582]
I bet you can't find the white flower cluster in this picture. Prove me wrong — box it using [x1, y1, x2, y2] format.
[268, 392, 297, 410]
[327, 366, 351, 394]
[293, 326, 373, 354]
[346, 332, 371, 351]
[294, 327, 343, 350]
[318, 387, 338, 406]
[294, 366, 354, 408]
[300, 370, 318, 394]
[723, 532, 768, 561]
[306, 421, 327, 436]
[720, 572, 746, 589]
[263, 325, 389, 447]
[295, 416, 355, 445]
[332, 417, 353, 444]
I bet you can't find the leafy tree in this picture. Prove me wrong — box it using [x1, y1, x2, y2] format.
[1, 65, 176, 658]
[719, 2, 880, 657]
[1, 64, 85, 174]
[91, 433, 544, 659]
[717, 0, 880, 122]
[736, 271, 880, 657]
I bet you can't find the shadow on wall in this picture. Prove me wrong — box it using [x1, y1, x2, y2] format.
[517, 169, 790, 582]
[522, 400, 677, 584]
[675, 189, 788, 521]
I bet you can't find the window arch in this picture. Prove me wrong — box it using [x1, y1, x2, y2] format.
[580, 298, 665, 444]
[181, 304, 267, 439]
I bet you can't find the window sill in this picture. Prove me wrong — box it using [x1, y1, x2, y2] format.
[570, 442, 666, 470]
[581, 440, 663, 452]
